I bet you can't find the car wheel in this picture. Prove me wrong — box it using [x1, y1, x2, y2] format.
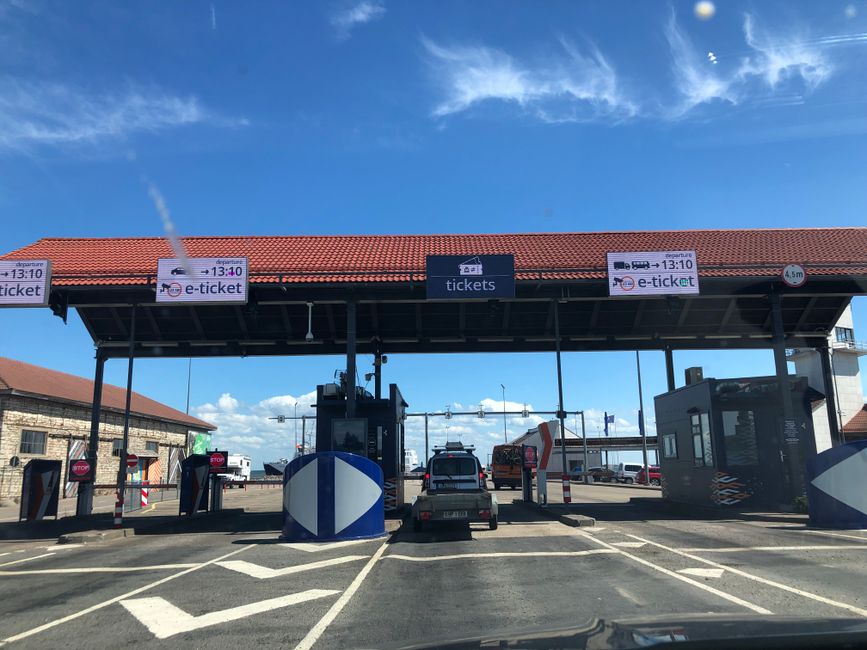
[412, 517, 422, 532]
[625, 477, 634, 484]
[489, 516, 498, 530]
[650, 478, 660, 486]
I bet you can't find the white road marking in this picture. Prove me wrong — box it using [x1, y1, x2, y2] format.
[0, 553, 54, 568]
[0, 553, 9, 558]
[576, 532, 772, 615]
[2, 544, 255, 645]
[122, 589, 339, 640]
[280, 538, 379, 553]
[626, 533, 867, 618]
[217, 555, 367, 579]
[383, 549, 618, 563]
[610, 541, 646, 548]
[293, 540, 389, 650]
[680, 545, 867, 553]
[614, 585, 644, 605]
[0, 564, 198, 576]
[41, 544, 84, 551]
[799, 529, 867, 543]
[678, 568, 725, 579]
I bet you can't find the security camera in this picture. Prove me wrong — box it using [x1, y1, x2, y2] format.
[305, 331, 314, 342]
[381, 355, 388, 364]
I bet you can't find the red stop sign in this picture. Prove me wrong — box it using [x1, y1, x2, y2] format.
[210, 452, 225, 468]
[71, 459, 90, 476]
[126, 453, 138, 468]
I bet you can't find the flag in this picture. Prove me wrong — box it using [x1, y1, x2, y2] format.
[604, 412, 614, 436]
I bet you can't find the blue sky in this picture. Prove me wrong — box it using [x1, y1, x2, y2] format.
[0, 0, 865, 468]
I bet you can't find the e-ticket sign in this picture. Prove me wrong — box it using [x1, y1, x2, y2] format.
[0, 260, 51, 306]
[156, 258, 248, 304]
[607, 251, 699, 296]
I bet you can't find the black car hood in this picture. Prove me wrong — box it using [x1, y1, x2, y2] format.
[391, 614, 867, 649]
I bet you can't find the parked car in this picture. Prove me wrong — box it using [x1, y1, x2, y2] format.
[635, 465, 662, 486]
[615, 463, 644, 484]
[587, 466, 616, 483]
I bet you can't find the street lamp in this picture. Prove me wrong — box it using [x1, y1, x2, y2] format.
[500, 384, 507, 443]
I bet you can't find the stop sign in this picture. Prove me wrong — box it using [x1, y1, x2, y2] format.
[126, 453, 138, 468]
[71, 459, 90, 477]
[209, 452, 225, 469]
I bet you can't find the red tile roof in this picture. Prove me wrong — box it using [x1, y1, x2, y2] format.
[0, 357, 214, 431]
[2, 228, 866, 286]
[844, 405, 867, 436]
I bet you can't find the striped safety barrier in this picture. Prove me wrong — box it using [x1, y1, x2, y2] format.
[561, 474, 571, 504]
[113, 494, 124, 528]
[140, 485, 149, 507]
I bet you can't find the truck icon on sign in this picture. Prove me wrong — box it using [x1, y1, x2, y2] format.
[459, 257, 483, 276]
[613, 261, 630, 270]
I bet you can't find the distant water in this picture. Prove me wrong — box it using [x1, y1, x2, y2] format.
[250, 469, 266, 479]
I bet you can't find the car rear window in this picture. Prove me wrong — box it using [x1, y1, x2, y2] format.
[432, 457, 477, 476]
[626, 465, 642, 472]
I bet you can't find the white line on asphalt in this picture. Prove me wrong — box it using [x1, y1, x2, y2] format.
[293, 540, 389, 650]
[121, 589, 340, 639]
[576, 532, 772, 615]
[799, 529, 867, 543]
[0, 553, 54, 568]
[678, 568, 725, 579]
[382, 549, 618, 563]
[626, 533, 867, 618]
[41, 544, 84, 551]
[217, 555, 368, 579]
[680, 545, 867, 553]
[0, 564, 199, 576]
[1, 543, 255, 646]
[610, 542, 646, 548]
[0, 553, 9, 558]
[280, 538, 380, 553]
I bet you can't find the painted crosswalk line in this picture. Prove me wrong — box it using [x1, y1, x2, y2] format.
[216, 555, 367, 579]
[677, 567, 725, 579]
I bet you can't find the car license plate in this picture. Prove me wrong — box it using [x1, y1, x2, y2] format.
[442, 510, 467, 519]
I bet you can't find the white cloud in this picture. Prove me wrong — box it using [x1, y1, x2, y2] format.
[421, 36, 637, 123]
[666, 13, 832, 117]
[330, 1, 385, 40]
[217, 393, 239, 412]
[0, 79, 248, 153]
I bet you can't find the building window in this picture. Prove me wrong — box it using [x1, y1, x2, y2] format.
[112, 439, 123, 457]
[836, 327, 855, 343]
[691, 412, 713, 467]
[722, 410, 759, 466]
[145, 441, 159, 453]
[19, 430, 47, 455]
[662, 434, 678, 459]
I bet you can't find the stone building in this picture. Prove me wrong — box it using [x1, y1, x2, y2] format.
[0, 357, 214, 502]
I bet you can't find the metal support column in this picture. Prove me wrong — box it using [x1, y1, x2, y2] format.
[818, 341, 843, 446]
[301, 415, 307, 453]
[346, 300, 357, 418]
[424, 413, 429, 463]
[770, 291, 803, 500]
[580, 411, 588, 484]
[374, 348, 382, 400]
[77, 350, 106, 516]
[553, 301, 569, 479]
[664, 346, 676, 392]
[115, 305, 137, 527]
[636, 351, 649, 480]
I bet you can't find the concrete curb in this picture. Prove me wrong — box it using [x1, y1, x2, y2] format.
[572, 481, 662, 491]
[628, 497, 806, 524]
[58, 528, 135, 544]
[511, 499, 596, 527]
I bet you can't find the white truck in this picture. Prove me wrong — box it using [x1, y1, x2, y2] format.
[219, 454, 252, 487]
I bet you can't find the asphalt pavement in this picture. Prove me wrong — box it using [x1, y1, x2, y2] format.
[1, 483, 866, 649]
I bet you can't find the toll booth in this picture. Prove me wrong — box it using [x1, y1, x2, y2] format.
[315, 382, 408, 513]
[654, 374, 821, 509]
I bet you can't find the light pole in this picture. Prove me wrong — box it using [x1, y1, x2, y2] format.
[636, 350, 649, 480]
[293, 401, 298, 451]
[500, 384, 507, 443]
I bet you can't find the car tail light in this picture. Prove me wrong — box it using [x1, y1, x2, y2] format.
[424, 472, 430, 489]
[479, 471, 485, 488]
[479, 509, 491, 519]
[420, 511, 432, 521]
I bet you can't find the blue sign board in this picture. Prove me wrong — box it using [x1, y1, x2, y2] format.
[806, 440, 867, 529]
[426, 255, 515, 300]
[282, 452, 386, 542]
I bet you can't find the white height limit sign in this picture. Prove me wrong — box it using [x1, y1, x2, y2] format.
[156, 258, 248, 304]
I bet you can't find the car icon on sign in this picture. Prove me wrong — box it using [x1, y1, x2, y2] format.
[170, 267, 186, 275]
[631, 260, 651, 269]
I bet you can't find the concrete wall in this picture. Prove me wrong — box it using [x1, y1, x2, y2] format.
[0, 395, 193, 502]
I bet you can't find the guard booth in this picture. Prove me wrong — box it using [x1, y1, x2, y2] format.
[654, 372, 821, 509]
[315, 381, 408, 513]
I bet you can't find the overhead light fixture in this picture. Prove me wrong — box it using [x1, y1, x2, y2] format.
[306, 302, 314, 342]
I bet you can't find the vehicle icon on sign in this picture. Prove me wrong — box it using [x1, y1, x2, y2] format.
[613, 261, 630, 270]
[631, 260, 651, 269]
[170, 267, 186, 275]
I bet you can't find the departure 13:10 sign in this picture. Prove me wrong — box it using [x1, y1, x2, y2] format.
[606, 250, 699, 296]
[0, 259, 52, 307]
[156, 257, 248, 304]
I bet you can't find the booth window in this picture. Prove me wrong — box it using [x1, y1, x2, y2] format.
[722, 410, 759, 466]
[691, 413, 713, 467]
[662, 433, 678, 459]
[19, 430, 47, 455]
[836, 327, 854, 343]
[112, 439, 123, 457]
